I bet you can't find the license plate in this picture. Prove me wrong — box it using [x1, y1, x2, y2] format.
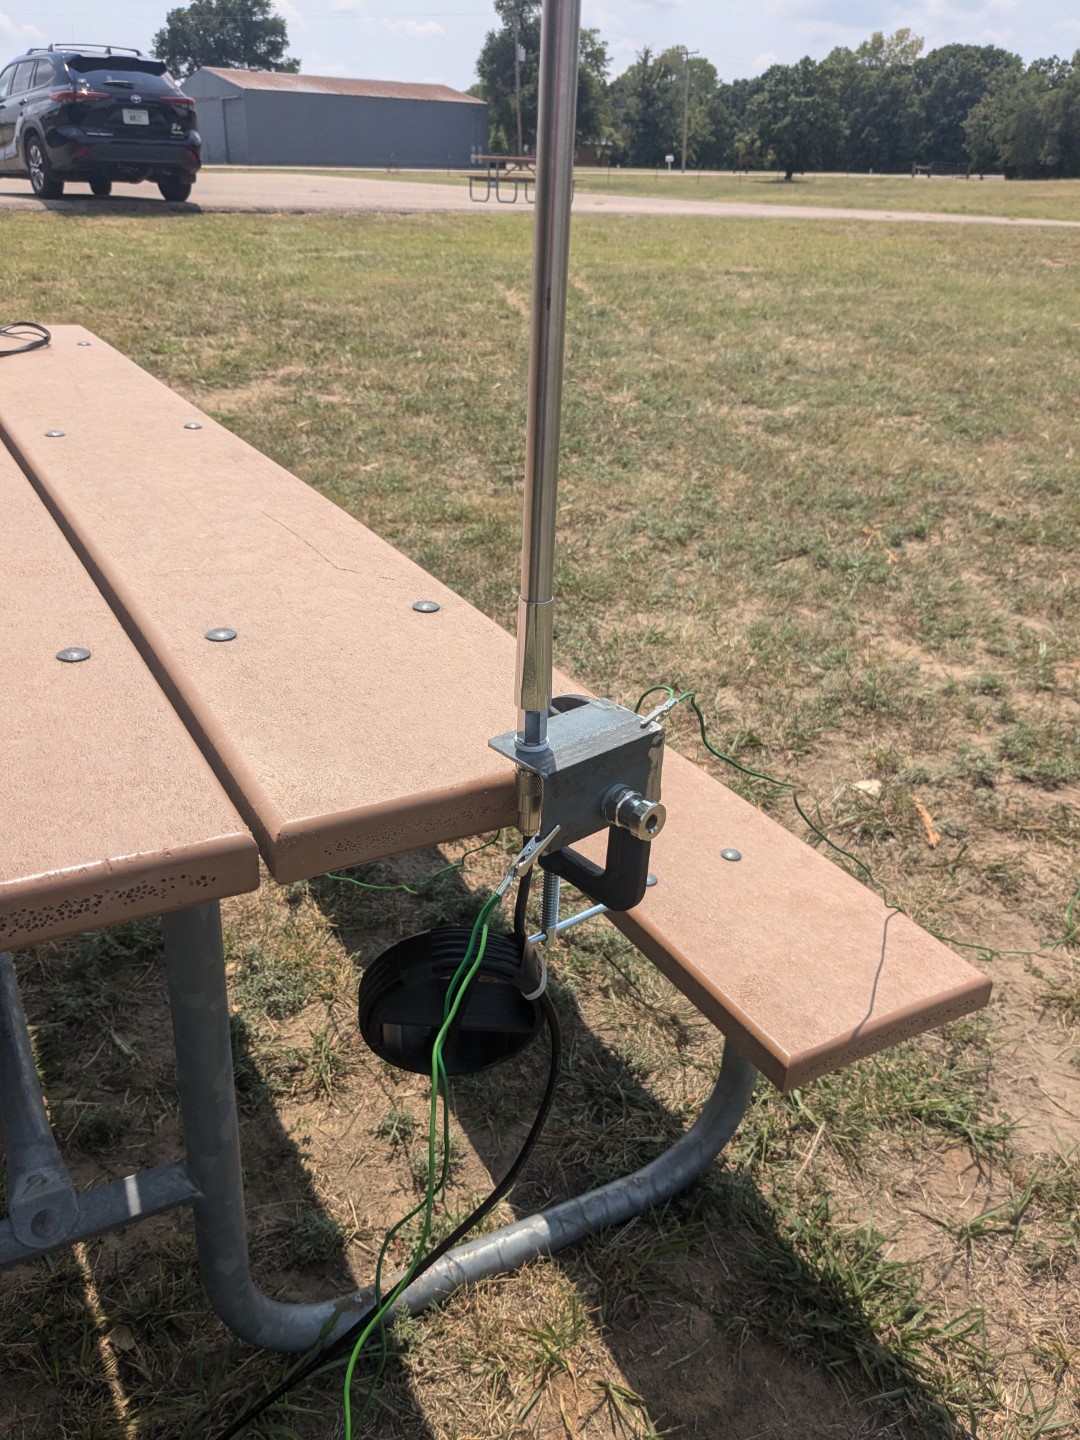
[122, 108, 149, 125]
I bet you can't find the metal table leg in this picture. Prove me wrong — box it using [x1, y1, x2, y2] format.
[0, 951, 80, 1249]
[162, 902, 370, 1350]
[163, 898, 758, 1352]
[0, 952, 200, 1269]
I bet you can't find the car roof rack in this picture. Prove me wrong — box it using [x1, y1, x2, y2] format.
[36, 43, 147, 57]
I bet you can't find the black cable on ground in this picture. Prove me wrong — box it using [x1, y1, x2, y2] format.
[213, 987, 562, 1439]
[0, 322, 50, 357]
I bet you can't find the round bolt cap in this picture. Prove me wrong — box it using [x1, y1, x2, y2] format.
[31, 1207, 60, 1240]
[44, 429, 65, 438]
[56, 646, 91, 663]
[721, 849, 742, 862]
[205, 627, 237, 642]
[77, 341, 92, 347]
[412, 600, 440, 613]
[183, 421, 203, 431]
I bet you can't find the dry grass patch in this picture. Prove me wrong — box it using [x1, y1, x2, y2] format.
[1, 208, 1078, 1437]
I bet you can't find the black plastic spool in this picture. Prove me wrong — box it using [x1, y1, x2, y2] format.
[358, 927, 543, 1075]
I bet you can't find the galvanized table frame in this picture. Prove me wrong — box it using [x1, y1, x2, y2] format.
[1, 898, 756, 1351]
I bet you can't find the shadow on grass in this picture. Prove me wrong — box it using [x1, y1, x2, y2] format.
[0, 854, 976, 1438]
[311, 856, 972, 1440]
[0, 915, 437, 1440]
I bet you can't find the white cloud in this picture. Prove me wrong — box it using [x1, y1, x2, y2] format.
[764, 0, 824, 13]
[300, 52, 351, 76]
[325, 3, 441, 40]
[381, 19, 445, 39]
[905, 0, 1018, 21]
[755, 50, 779, 68]
[276, 0, 302, 26]
[1060, 18, 1080, 32]
[0, 8, 43, 44]
[794, 20, 868, 47]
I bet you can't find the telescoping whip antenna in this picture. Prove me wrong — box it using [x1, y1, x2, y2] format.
[490, 0, 667, 917]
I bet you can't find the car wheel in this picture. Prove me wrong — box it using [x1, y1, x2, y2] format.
[158, 178, 192, 202]
[25, 134, 64, 200]
[89, 178, 112, 198]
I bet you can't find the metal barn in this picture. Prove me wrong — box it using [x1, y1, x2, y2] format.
[181, 68, 488, 169]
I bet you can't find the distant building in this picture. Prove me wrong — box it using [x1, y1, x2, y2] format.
[182, 68, 488, 169]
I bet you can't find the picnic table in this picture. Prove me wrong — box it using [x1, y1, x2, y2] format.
[0, 328, 991, 1353]
[468, 153, 537, 203]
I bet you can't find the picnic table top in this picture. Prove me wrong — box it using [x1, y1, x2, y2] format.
[473, 154, 535, 171]
[0, 327, 539, 883]
[0, 440, 258, 952]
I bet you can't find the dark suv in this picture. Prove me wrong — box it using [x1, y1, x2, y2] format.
[0, 43, 200, 201]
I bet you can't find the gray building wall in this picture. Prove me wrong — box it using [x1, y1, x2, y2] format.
[184, 73, 487, 168]
[191, 93, 250, 164]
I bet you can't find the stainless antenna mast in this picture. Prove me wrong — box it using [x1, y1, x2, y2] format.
[493, 0, 665, 908]
[516, 0, 582, 754]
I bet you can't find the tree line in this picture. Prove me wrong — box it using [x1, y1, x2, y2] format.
[148, 1, 1079, 179]
[475, 8, 1080, 179]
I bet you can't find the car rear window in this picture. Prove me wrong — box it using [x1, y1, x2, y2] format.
[66, 64, 181, 97]
[67, 56, 170, 81]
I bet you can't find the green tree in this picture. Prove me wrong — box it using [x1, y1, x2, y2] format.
[746, 57, 844, 180]
[475, 10, 610, 152]
[671, 50, 719, 169]
[822, 30, 923, 171]
[914, 43, 1021, 166]
[966, 53, 1080, 177]
[576, 28, 614, 149]
[492, 0, 539, 154]
[153, 0, 299, 78]
[856, 27, 924, 68]
[608, 47, 682, 166]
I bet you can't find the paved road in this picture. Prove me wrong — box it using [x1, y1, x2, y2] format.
[2, 168, 1079, 228]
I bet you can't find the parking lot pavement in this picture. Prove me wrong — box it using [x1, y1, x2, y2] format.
[0, 169, 492, 214]
[2, 167, 1078, 228]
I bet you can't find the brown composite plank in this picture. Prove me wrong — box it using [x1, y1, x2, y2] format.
[0, 327, 524, 882]
[0, 328, 989, 1086]
[0, 445, 259, 952]
[579, 753, 990, 1089]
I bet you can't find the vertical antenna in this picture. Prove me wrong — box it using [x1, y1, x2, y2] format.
[515, 0, 582, 752]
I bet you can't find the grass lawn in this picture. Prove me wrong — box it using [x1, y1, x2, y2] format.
[1, 208, 1078, 1439]
[575, 170, 1080, 221]
[218, 166, 1080, 222]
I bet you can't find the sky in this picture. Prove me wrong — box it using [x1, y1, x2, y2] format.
[2, 0, 1078, 94]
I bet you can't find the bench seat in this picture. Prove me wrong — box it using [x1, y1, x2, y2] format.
[0, 443, 259, 953]
[0, 327, 990, 1088]
[580, 754, 988, 1087]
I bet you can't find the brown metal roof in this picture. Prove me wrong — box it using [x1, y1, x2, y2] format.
[196, 68, 485, 105]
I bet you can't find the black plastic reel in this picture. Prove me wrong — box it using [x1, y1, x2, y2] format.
[358, 927, 543, 1075]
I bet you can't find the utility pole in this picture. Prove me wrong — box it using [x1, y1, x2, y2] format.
[680, 47, 699, 174]
[513, 10, 524, 155]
